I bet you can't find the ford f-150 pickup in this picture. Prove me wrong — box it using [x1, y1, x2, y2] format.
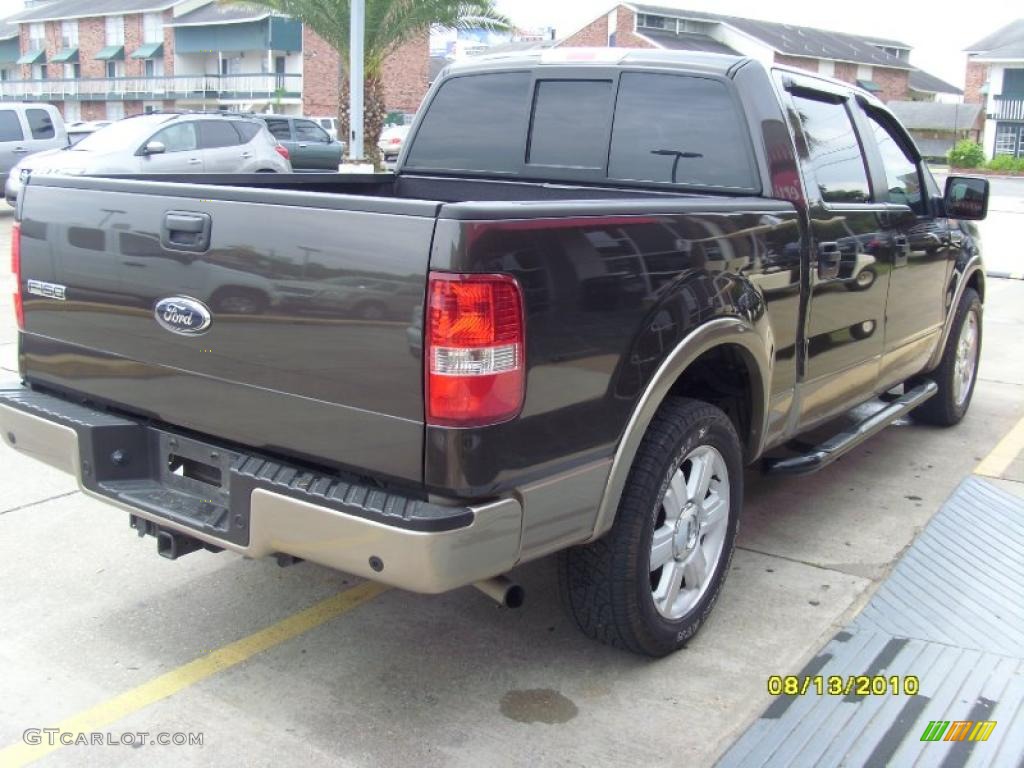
[0, 49, 990, 656]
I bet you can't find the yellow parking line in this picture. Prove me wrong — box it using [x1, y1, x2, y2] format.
[976, 412, 1024, 478]
[0, 581, 388, 768]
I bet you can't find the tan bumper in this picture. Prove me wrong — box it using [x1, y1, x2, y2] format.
[0, 400, 523, 594]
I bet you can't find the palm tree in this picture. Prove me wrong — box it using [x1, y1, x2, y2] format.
[235, 0, 511, 165]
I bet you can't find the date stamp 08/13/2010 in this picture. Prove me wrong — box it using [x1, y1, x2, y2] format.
[766, 675, 920, 697]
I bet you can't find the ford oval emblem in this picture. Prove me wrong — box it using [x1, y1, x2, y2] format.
[154, 297, 212, 336]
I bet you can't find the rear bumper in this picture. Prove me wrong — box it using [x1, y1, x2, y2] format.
[0, 386, 523, 593]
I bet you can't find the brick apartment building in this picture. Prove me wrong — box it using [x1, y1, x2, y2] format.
[0, 0, 429, 123]
[560, 4, 961, 105]
[963, 19, 1024, 159]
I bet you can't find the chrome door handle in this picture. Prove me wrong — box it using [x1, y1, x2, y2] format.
[298, 144, 308, 149]
[187, 158, 202, 165]
[12, 147, 29, 154]
[241, 151, 253, 159]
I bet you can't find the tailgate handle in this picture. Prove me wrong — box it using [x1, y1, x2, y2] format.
[161, 211, 211, 253]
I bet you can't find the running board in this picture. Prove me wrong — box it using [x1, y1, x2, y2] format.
[763, 380, 938, 476]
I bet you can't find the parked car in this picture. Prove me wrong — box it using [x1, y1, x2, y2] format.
[1, 51, 989, 657]
[67, 120, 112, 146]
[0, 103, 68, 184]
[5, 113, 290, 203]
[378, 124, 410, 167]
[258, 115, 344, 170]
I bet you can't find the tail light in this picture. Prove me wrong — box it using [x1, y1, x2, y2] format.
[274, 144, 290, 161]
[11, 221, 22, 330]
[426, 272, 525, 427]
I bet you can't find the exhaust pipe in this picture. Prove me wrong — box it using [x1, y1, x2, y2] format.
[473, 575, 524, 608]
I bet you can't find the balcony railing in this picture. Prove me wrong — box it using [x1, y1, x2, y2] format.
[0, 73, 302, 102]
[992, 96, 1024, 121]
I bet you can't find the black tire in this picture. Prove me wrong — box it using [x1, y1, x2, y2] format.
[558, 398, 742, 657]
[912, 287, 982, 426]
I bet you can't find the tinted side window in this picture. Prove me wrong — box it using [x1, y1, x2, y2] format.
[0, 110, 23, 141]
[866, 112, 923, 213]
[609, 73, 755, 189]
[791, 95, 871, 204]
[405, 72, 531, 173]
[233, 121, 261, 143]
[265, 118, 291, 140]
[151, 123, 197, 153]
[294, 119, 330, 142]
[199, 120, 241, 149]
[26, 109, 55, 139]
[529, 80, 612, 169]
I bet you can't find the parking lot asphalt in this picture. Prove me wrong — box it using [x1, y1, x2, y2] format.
[1, 190, 1023, 767]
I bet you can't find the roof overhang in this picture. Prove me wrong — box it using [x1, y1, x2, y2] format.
[167, 13, 272, 28]
[8, 1, 180, 23]
[95, 45, 126, 61]
[16, 49, 46, 65]
[131, 42, 164, 60]
[51, 47, 79, 64]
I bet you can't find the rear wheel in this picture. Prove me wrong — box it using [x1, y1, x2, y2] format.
[558, 398, 742, 656]
[913, 287, 982, 426]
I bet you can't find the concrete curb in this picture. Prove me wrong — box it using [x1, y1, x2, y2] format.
[987, 271, 1024, 281]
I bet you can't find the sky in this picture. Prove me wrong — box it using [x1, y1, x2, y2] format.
[494, 0, 1021, 89]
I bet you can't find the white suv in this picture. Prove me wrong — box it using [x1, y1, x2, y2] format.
[6, 113, 291, 204]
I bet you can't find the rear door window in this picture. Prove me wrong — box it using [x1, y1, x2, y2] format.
[0, 110, 23, 141]
[26, 108, 55, 139]
[232, 121, 262, 143]
[791, 94, 871, 204]
[528, 80, 612, 169]
[609, 73, 755, 189]
[405, 72, 531, 173]
[199, 120, 242, 149]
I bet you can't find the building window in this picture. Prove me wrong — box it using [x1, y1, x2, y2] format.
[106, 60, 123, 79]
[106, 15, 125, 45]
[995, 124, 1020, 156]
[64, 63, 80, 79]
[61, 20, 78, 48]
[856, 64, 873, 81]
[636, 14, 667, 30]
[29, 22, 45, 51]
[142, 12, 164, 44]
[106, 101, 125, 120]
[818, 60, 835, 78]
[678, 19, 710, 34]
[34, 64, 47, 80]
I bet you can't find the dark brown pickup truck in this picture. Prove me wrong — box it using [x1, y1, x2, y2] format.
[1, 49, 990, 656]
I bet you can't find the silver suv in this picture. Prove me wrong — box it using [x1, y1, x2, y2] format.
[0, 104, 68, 178]
[6, 112, 290, 203]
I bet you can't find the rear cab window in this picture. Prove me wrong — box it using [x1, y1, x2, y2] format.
[26, 108, 55, 140]
[405, 67, 758, 192]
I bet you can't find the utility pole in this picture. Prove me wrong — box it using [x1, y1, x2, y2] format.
[349, 0, 365, 161]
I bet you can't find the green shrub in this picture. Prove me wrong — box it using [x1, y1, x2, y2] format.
[948, 140, 985, 168]
[986, 155, 1024, 172]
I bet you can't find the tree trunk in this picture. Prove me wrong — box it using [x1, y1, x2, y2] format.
[337, 72, 386, 169]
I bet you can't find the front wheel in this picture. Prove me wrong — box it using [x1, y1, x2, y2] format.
[558, 398, 742, 656]
[912, 287, 982, 426]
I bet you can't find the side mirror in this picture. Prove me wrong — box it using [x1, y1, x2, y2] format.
[143, 140, 166, 156]
[944, 176, 989, 221]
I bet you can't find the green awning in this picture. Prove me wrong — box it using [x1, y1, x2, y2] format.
[16, 49, 45, 65]
[130, 42, 163, 60]
[94, 44, 125, 61]
[857, 79, 882, 93]
[51, 47, 79, 64]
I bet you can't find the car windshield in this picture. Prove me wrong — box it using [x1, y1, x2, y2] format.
[71, 116, 176, 152]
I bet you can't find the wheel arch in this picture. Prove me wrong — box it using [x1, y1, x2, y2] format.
[587, 317, 771, 542]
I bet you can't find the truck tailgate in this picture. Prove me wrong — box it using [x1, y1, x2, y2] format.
[16, 178, 440, 484]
